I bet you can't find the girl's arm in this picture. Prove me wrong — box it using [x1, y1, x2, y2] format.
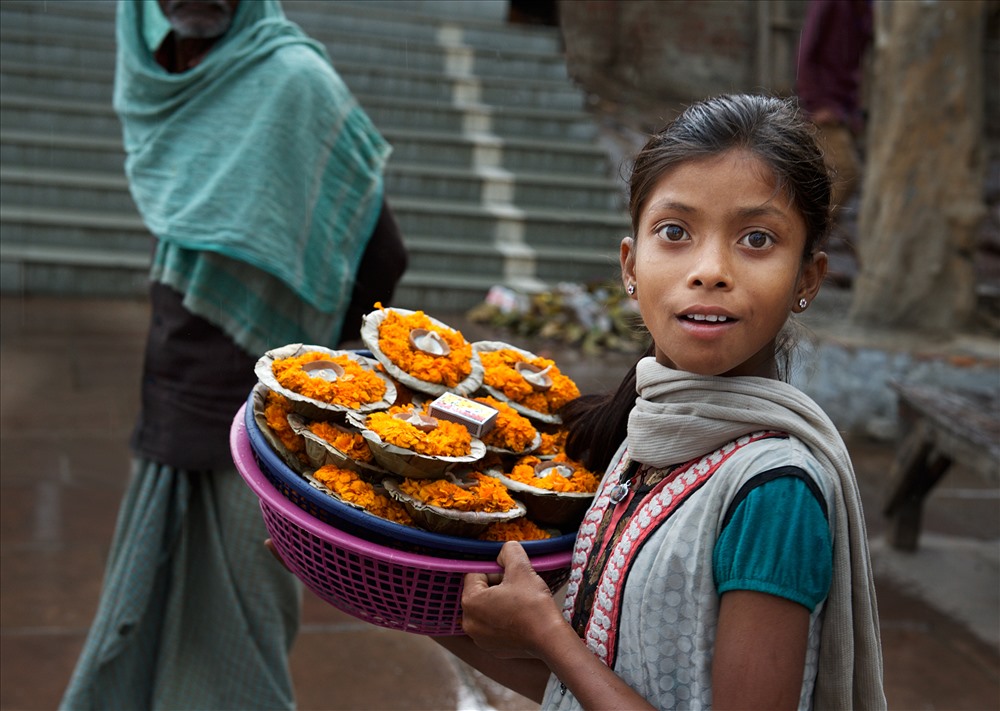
[456, 541, 656, 710]
[432, 636, 552, 702]
[711, 589, 810, 710]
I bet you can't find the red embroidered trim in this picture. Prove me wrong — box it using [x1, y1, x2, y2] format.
[565, 432, 783, 667]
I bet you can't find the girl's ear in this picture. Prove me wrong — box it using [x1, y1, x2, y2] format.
[795, 250, 829, 312]
[620, 236, 637, 297]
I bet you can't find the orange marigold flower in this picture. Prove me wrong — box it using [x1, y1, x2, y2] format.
[313, 465, 412, 525]
[365, 405, 472, 457]
[474, 395, 537, 452]
[307, 421, 374, 462]
[479, 518, 552, 542]
[271, 351, 387, 408]
[264, 391, 305, 457]
[537, 429, 568, 456]
[479, 349, 580, 414]
[507, 454, 599, 493]
[376, 308, 472, 387]
[398, 472, 518, 513]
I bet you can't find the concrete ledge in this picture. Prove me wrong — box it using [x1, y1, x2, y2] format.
[792, 289, 999, 439]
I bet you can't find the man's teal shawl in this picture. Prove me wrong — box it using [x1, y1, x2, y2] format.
[114, 0, 391, 353]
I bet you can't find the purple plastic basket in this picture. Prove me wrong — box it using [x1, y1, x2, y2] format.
[231, 405, 573, 636]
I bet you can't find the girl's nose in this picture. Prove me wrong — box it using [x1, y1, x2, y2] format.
[688, 242, 732, 289]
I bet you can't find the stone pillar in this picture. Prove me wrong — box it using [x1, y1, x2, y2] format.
[850, 0, 987, 335]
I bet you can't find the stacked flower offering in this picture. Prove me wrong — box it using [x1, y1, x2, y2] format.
[249, 305, 599, 550]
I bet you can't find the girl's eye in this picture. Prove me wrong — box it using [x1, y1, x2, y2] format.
[656, 224, 688, 242]
[740, 231, 774, 249]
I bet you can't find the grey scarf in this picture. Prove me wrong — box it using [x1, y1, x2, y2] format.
[629, 358, 887, 710]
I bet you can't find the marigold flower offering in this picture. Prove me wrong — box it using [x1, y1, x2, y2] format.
[307, 420, 373, 463]
[474, 396, 538, 453]
[375, 307, 472, 388]
[365, 405, 473, 457]
[271, 351, 387, 408]
[398, 472, 519, 513]
[313, 465, 412, 525]
[263, 390, 306, 458]
[507, 454, 599, 493]
[479, 348, 580, 414]
[480, 517, 552, 542]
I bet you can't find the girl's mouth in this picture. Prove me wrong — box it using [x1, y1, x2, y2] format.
[682, 313, 732, 323]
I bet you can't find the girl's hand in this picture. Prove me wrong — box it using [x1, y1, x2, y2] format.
[460, 541, 566, 659]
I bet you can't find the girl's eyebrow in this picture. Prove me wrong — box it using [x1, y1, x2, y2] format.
[646, 200, 791, 223]
[734, 204, 790, 220]
[645, 199, 696, 215]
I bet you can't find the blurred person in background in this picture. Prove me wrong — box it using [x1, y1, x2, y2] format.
[796, 0, 873, 213]
[60, 1, 406, 709]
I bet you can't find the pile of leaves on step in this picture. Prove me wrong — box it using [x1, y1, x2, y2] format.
[466, 282, 649, 355]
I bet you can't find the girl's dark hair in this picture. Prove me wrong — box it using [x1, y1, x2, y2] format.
[563, 93, 833, 474]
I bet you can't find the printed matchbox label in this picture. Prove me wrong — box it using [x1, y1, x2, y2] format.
[428, 392, 498, 438]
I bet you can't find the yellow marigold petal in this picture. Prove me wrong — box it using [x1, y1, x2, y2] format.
[398, 472, 518, 513]
[480, 349, 580, 414]
[272, 352, 387, 408]
[307, 421, 373, 462]
[377, 310, 472, 387]
[479, 518, 552, 541]
[313, 465, 412, 525]
[507, 453, 599, 493]
[366, 406, 472, 457]
[263, 391, 305, 456]
[475, 396, 537, 452]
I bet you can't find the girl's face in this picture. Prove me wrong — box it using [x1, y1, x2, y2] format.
[621, 149, 827, 378]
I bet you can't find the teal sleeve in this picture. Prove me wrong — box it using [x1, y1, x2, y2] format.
[713, 472, 833, 611]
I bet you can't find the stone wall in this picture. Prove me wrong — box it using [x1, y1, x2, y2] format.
[557, 0, 807, 127]
[558, 0, 997, 143]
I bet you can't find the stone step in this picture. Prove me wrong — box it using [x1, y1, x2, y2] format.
[284, 1, 563, 55]
[0, 1, 117, 39]
[0, 187, 622, 265]
[0, 124, 613, 180]
[0, 54, 585, 112]
[0, 235, 613, 312]
[389, 196, 626, 251]
[386, 164, 623, 211]
[0, 95, 121, 138]
[383, 127, 613, 175]
[401, 235, 618, 286]
[0, 205, 149, 253]
[0, 0, 620, 305]
[1, 158, 622, 216]
[0, 127, 617, 205]
[0, 242, 151, 298]
[0, 91, 598, 144]
[0, 0, 556, 55]
[0, 166, 133, 213]
[0, 21, 569, 83]
[0, 129, 126, 173]
[360, 94, 599, 142]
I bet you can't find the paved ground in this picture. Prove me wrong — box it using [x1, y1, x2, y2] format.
[1, 294, 998, 710]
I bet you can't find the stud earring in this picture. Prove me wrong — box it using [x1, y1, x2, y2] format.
[798, 298, 808, 309]
[627, 283, 636, 296]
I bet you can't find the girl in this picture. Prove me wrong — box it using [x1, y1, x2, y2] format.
[438, 94, 886, 710]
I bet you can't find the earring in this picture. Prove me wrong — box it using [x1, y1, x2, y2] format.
[627, 283, 636, 296]
[798, 298, 808, 309]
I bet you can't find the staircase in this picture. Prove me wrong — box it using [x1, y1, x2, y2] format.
[0, 0, 629, 312]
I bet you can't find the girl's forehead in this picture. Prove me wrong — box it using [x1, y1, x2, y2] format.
[656, 149, 776, 189]
[643, 150, 794, 215]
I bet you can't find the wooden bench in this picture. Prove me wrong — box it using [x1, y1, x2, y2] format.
[882, 382, 1000, 551]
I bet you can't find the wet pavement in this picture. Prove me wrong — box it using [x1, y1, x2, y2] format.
[1, 294, 998, 710]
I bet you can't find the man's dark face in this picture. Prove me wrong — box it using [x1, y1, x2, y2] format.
[157, 0, 240, 40]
